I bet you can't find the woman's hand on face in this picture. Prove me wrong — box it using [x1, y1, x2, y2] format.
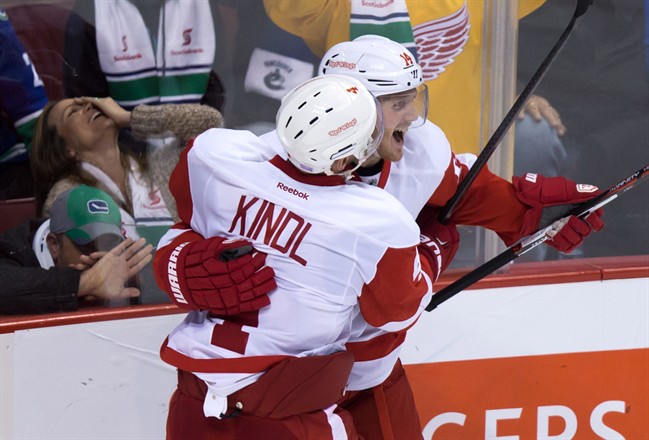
[74, 96, 131, 128]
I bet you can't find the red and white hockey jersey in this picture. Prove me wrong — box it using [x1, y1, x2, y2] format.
[260, 120, 529, 390]
[158, 128, 435, 415]
[341, 120, 530, 389]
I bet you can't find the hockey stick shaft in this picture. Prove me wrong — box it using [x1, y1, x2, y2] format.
[438, 0, 593, 224]
[426, 162, 649, 311]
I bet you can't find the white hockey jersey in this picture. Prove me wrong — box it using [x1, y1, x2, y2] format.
[259, 120, 527, 390]
[158, 128, 435, 415]
[342, 120, 528, 390]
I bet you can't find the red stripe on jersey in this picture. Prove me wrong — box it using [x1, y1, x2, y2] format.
[160, 337, 289, 373]
[359, 246, 429, 328]
[270, 155, 346, 186]
[345, 330, 407, 362]
[209, 310, 260, 328]
[169, 138, 195, 225]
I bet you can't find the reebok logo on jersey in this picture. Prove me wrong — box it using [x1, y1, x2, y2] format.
[329, 118, 357, 136]
[168, 242, 189, 304]
[277, 182, 309, 200]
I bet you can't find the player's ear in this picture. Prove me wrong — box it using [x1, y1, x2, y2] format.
[331, 156, 358, 174]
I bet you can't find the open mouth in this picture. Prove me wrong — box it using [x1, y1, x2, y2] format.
[393, 129, 405, 144]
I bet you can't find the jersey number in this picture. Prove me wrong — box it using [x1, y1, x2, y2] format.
[210, 312, 259, 355]
[22, 53, 44, 89]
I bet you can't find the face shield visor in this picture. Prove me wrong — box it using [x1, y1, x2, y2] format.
[377, 83, 429, 130]
[355, 97, 385, 164]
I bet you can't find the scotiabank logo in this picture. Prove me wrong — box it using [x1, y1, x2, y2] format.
[182, 28, 192, 46]
[406, 348, 647, 439]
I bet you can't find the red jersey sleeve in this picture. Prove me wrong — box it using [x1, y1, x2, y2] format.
[168, 139, 196, 226]
[427, 154, 528, 245]
[359, 246, 434, 332]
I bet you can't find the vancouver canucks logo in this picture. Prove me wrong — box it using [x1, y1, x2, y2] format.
[0, 10, 8, 21]
[87, 199, 110, 215]
[264, 68, 285, 91]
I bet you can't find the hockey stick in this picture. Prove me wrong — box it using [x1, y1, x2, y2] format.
[426, 162, 649, 311]
[437, 0, 593, 224]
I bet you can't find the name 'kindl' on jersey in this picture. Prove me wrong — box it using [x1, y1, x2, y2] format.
[228, 195, 312, 266]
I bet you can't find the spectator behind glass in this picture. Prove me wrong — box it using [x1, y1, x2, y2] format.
[30, 96, 221, 238]
[263, 1, 564, 152]
[30, 96, 221, 304]
[0, 9, 48, 199]
[63, 0, 226, 110]
[0, 185, 152, 315]
[62, 0, 227, 155]
[214, 1, 319, 134]
[517, 0, 649, 258]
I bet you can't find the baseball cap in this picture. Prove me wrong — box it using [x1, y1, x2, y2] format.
[49, 185, 124, 250]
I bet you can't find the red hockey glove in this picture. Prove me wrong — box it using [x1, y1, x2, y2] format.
[513, 173, 605, 253]
[158, 236, 276, 314]
[417, 220, 460, 282]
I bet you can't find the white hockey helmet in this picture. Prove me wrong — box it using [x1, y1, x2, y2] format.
[276, 74, 384, 176]
[319, 35, 428, 126]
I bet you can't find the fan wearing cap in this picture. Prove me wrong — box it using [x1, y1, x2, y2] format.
[0, 185, 153, 315]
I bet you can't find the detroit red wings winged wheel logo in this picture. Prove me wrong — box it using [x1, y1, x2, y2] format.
[412, 1, 470, 81]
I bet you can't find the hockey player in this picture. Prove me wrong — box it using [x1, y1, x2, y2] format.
[315, 35, 605, 439]
[154, 75, 454, 439]
[155, 37, 605, 439]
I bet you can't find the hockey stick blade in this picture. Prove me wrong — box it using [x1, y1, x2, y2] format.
[438, 0, 593, 224]
[426, 162, 649, 312]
